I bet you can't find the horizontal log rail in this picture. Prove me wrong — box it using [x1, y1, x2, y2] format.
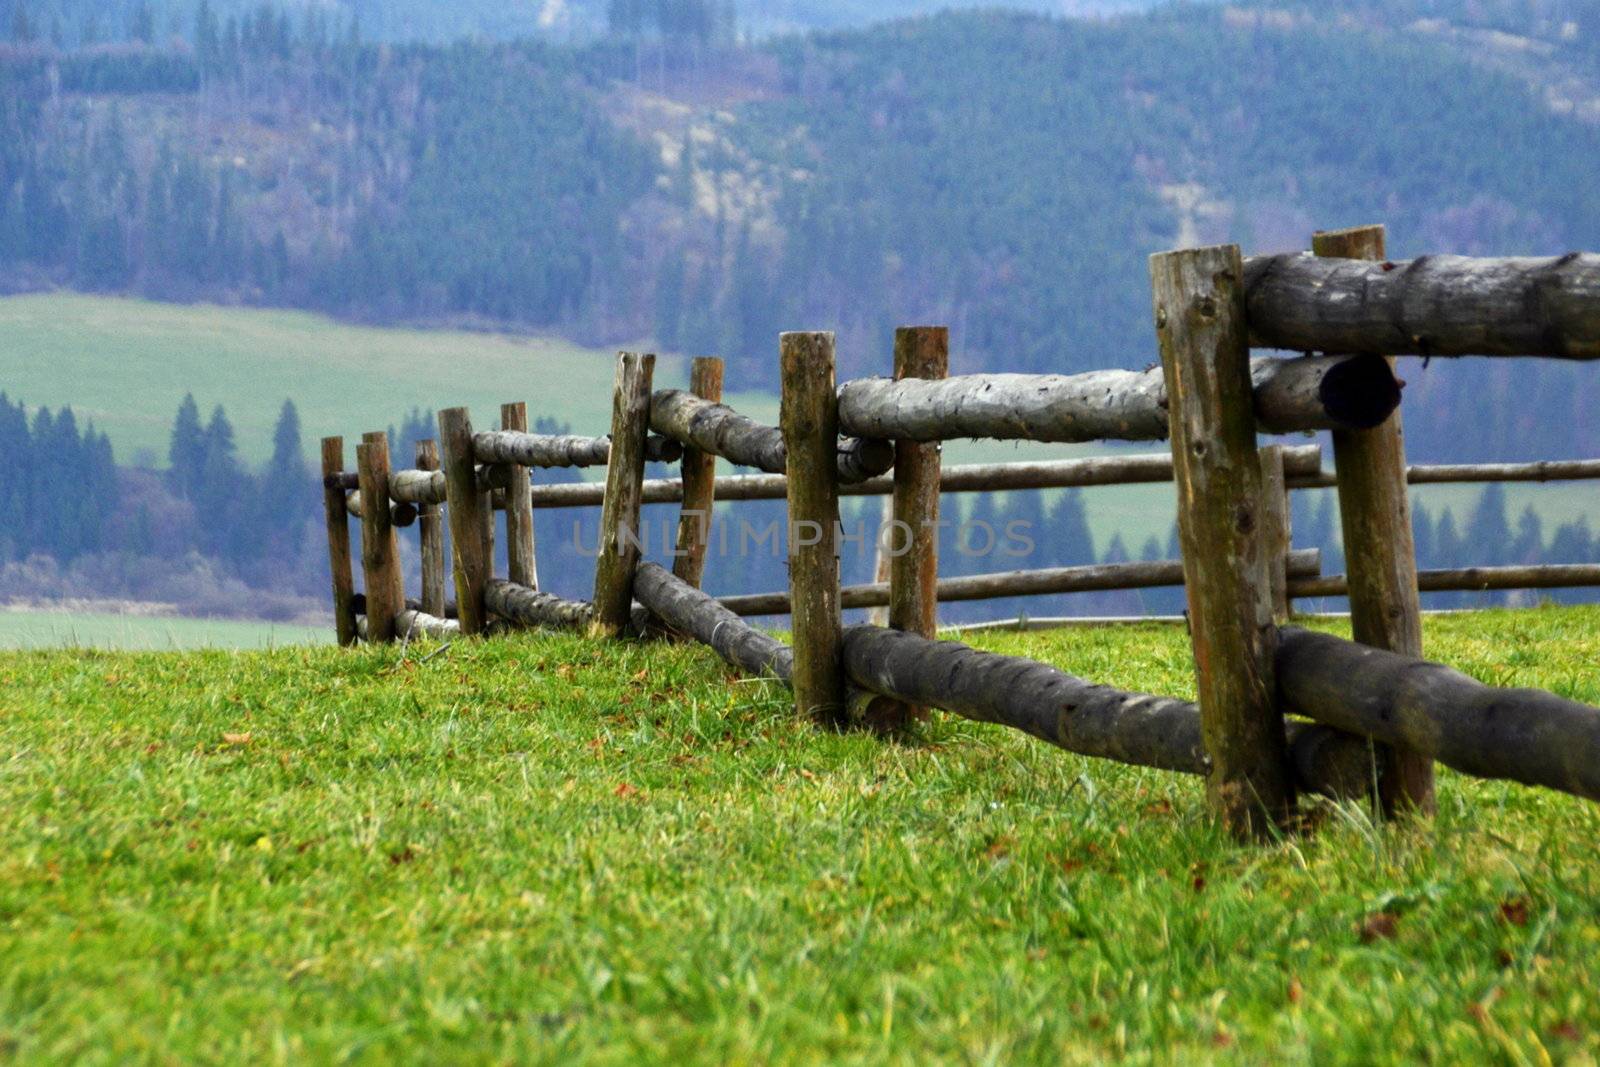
[719, 549, 1321, 617]
[352, 592, 459, 619]
[1277, 627, 1600, 800]
[835, 355, 1400, 443]
[839, 625, 1374, 797]
[471, 429, 682, 468]
[355, 609, 459, 641]
[649, 389, 894, 483]
[1243, 252, 1600, 358]
[484, 579, 594, 630]
[522, 445, 1324, 509]
[343, 490, 419, 528]
[1290, 563, 1600, 599]
[1288, 457, 1600, 490]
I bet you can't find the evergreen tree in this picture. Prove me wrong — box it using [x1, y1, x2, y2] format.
[1511, 505, 1543, 564]
[166, 393, 206, 499]
[10, 2, 34, 43]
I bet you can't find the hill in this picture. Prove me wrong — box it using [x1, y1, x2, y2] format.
[1, 607, 1597, 1060]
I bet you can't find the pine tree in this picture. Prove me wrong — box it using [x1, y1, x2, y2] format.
[10, 2, 34, 43]
[1511, 505, 1543, 565]
[198, 404, 241, 559]
[167, 393, 206, 499]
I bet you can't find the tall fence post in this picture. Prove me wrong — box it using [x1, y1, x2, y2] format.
[1150, 244, 1293, 837]
[438, 407, 490, 635]
[781, 331, 846, 725]
[356, 431, 404, 643]
[501, 401, 539, 590]
[592, 352, 656, 637]
[415, 438, 446, 618]
[320, 436, 358, 646]
[886, 324, 948, 726]
[672, 356, 724, 590]
[1259, 443, 1292, 624]
[1314, 223, 1434, 816]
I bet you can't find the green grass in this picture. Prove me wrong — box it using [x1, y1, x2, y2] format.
[0, 609, 328, 651]
[2, 607, 1598, 1063]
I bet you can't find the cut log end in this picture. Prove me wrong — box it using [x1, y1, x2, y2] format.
[1317, 353, 1403, 430]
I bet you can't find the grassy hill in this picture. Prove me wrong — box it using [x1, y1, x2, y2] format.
[1, 607, 1597, 1061]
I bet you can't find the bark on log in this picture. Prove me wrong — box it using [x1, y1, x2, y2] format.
[353, 592, 458, 619]
[485, 579, 593, 630]
[355, 432, 405, 644]
[321, 437, 358, 647]
[672, 357, 724, 590]
[356, 610, 461, 642]
[1290, 564, 1600, 598]
[415, 440, 447, 617]
[650, 389, 893, 483]
[1277, 627, 1600, 801]
[1316, 224, 1433, 816]
[525, 446, 1323, 509]
[470, 429, 681, 468]
[834, 355, 1399, 443]
[781, 332, 846, 725]
[499, 403, 539, 590]
[840, 625, 1375, 797]
[1243, 252, 1600, 358]
[1153, 243, 1293, 837]
[719, 550, 1321, 616]
[324, 471, 360, 492]
[592, 352, 655, 637]
[343, 490, 419, 528]
[438, 407, 491, 635]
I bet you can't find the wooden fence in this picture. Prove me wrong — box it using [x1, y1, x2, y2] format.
[322, 224, 1600, 841]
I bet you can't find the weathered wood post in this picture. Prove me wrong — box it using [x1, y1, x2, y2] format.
[355, 431, 405, 643]
[500, 401, 539, 590]
[885, 324, 948, 725]
[1259, 443, 1292, 623]
[320, 436, 358, 646]
[672, 356, 724, 589]
[415, 438, 446, 618]
[438, 407, 490, 635]
[592, 352, 655, 637]
[1150, 244, 1293, 837]
[780, 331, 846, 725]
[1313, 223, 1433, 815]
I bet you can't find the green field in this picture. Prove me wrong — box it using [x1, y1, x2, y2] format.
[1, 608, 1597, 1063]
[0, 609, 327, 651]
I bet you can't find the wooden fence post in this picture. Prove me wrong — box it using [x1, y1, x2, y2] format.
[355, 431, 404, 643]
[1150, 244, 1293, 837]
[672, 356, 724, 589]
[1259, 444, 1292, 624]
[592, 352, 656, 636]
[438, 407, 490, 635]
[320, 436, 358, 646]
[885, 324, 948, 726]
[1313, 223, 1434, 816]
[415, 438, 446, 618]
[501, 401, 539, 590]
[781, 331, 846, 725]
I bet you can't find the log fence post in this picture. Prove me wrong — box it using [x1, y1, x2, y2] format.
[415, 438, 446, 618]
[355, 431, 405, 643]
[320, 436, 358, 646]
[780, 331, 846, 725]
[501, 401, 539, 590]
[1150, 244, 1293, 837]
[438, 407, 491, 635]
[1313, 223, 1434, 816]
[1259, 443, 1292, 624]
[885, 324, 948, 726]
[592, 352, 656, 636]
[671, 356, 724, 589]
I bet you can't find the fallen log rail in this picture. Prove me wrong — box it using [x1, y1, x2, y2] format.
[356, 609, 459, 641]
[1277, 627, 1600, 800]
[1243, 252, 1600, 358]
[717, 549, 1321, 617]
[835, 355, 1400, 443]
[484, 579, 594, 631]
[649, 389, 894, 483]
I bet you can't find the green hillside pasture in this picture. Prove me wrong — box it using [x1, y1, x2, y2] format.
[1, 608, 1597, 1062]
[0, 608, 327, 650]
[0, 293, 657, 466]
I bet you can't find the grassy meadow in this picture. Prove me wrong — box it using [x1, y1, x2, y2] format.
[1, 607, 1597, 1063]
